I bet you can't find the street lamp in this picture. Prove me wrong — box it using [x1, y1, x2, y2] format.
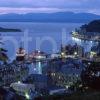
[25, 92, 30, 100]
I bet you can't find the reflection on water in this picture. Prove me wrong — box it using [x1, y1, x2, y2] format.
[28, 61, 44, 75]
[37, 62, 42, 74]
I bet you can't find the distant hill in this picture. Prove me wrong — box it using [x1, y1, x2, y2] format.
[0, 12, 100, 23]
[81, 20, 100, 32]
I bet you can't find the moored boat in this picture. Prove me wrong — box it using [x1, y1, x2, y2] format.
[16, 47, 26, 61]
[29, 50, 47, 61]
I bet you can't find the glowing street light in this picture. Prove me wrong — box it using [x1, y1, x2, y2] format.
[65, 85, 69, 89]
[61, 52, 65, 58]
[18, 81, 21, 84]
[61, 52, 64, 56]
[74, 52, 77, 55]
[90, 51, 97, 58]
[25, 92, 30, 100]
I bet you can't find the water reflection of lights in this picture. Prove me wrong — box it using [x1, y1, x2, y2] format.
[34, 68, 37, 71]
[90, 41, 93, 44]
[29, 62, 42, 74]
[38, 62, 42, 74]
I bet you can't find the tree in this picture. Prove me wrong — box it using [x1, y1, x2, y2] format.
[0, 48, 8, 63]
[81, 61, 100, 90]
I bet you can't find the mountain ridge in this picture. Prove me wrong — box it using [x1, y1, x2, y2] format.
[0, 12, 100, 23]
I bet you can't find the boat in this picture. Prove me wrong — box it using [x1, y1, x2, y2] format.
[29, 50, 47, 61]
[16, 47, 26, 61]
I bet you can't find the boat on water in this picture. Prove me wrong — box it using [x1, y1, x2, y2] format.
[29, 50, 47, 61]
[16, 47, 26, 61]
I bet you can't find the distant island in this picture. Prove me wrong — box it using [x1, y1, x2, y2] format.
[0, 27, 21, 32]
[0, 12, 100, 23]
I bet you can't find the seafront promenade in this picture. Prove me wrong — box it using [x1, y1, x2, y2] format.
[72, 31, 100, 42]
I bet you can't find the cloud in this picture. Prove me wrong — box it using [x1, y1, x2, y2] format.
[0, 0, 84, 8]
[0, 7, 68, 14]
[0, 0, 99, 14]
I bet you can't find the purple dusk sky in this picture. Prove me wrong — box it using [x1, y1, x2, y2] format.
[0, 0, 99, 14]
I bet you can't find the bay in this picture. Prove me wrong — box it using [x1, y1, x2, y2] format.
[0, 22, 83, 60]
